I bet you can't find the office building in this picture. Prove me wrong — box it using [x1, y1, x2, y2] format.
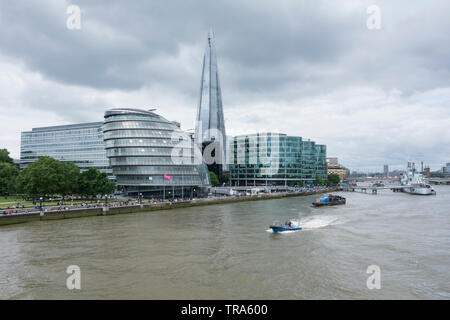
[103, 108, 210, 198]
[20, 122, 111, 174]
[229, 133, 326, 186]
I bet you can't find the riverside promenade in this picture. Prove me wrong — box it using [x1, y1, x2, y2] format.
[0, 187, 337, 226]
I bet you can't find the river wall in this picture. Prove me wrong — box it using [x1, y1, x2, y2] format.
[0, 189, 336, 226]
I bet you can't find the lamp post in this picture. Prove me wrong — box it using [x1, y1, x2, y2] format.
[39, 197, 43, 211]
[139, 192, 142, 204]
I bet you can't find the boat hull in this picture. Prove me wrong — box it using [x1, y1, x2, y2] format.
[312, 199, 346, 207]
[403, 187, 436, 195]
[270, 225, 302, 233]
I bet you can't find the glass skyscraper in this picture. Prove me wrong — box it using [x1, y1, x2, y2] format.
[195, 29, 228, 175]
[20, 122, 111, 174]
[229, 133, 326, 186]
[103, 108, 210, 198]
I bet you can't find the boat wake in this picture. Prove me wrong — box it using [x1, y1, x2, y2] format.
[300, 216, 340, 230]
[266, 216, 341, 233]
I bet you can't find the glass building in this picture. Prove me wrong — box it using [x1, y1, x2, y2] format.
[103, 108, 210, 198]
[20, 122, 111, 174]
[228, 133, 327, 186]
[194, 29, 228, 175]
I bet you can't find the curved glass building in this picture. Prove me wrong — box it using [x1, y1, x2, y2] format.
[103, 108, 210, 198]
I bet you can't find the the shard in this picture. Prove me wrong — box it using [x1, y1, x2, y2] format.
[195, 29, 228, 175]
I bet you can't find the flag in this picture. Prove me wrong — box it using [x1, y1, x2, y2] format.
[164, 174, 171, 180]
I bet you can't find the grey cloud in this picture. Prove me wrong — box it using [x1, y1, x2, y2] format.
[0, 0, 449, 170]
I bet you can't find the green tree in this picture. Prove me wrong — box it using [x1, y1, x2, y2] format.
[209, 171, 220, 186]
[327, 173, 340, 186]
[96, 172, 115, 196]
[298, 180, 304, 187]
[0, 148, 14, 164]
[58, 162, 80, 199]
[314, 175, 324, 186]
[0, 162, 19, 194]
[79, 168, 115, 197]
[15, 156, 62, 198]
[79, 168, 99, 197]
[219, 173, 229, 185]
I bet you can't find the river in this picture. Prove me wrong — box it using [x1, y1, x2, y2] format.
[1, 186, 449, 299]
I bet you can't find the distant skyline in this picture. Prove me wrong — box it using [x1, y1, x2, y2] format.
[1, 1, 449, 171]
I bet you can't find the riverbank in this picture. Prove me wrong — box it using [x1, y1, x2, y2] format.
[0, 188, 336, 226]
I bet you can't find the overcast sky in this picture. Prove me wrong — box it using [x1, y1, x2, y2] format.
[0, 0, 449, 171]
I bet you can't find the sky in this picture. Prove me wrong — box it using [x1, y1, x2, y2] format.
[0, 0, 449, 172]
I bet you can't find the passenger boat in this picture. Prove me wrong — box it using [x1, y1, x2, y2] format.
[312, 194, 346, 207]
[269, 218, 302, 233]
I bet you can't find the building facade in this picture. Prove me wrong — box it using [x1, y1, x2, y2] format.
[431, 162, 450, 178]
[194, 30, 228, 177]
[103, 108, 210, 198]
[326, 157, 349, 182]
[20, 122, 111, 174]
[383, 164, 389, 176]
[229, 133, 326, 186]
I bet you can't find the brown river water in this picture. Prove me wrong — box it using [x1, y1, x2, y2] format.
[1, 186, 449, 299]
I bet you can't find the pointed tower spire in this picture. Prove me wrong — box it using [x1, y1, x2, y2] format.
[195, 29, 227, 174]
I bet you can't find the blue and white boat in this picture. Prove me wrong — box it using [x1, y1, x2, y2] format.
[269, 218, 302, 233]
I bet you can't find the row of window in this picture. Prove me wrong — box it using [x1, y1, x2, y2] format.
[105, 139, 192, 148]
[103, 121, 176, 132]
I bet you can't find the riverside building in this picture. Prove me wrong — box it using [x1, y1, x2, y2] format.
[228, 133, 327, 187]
[326, 157, 349, 182]
[20, 122, 111, 174]
[103, 108, 210, 198]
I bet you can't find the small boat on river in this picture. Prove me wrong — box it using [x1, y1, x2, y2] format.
[312, 194, 346, 207]
[269, 218, 302, 233]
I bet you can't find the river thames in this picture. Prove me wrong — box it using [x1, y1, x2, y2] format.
[1, 186, 449, 299]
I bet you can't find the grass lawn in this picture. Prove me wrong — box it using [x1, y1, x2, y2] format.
[0, 196, 21, 203]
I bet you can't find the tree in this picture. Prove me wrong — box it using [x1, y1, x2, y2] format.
[58, 161, 80, 200]
[327, 173, 340, 186]
[79, 168, 115, 197]
[209, 171, 220, 186]
[0, 162, 19, 195]
[96, 172, 115, 196]
[314, 175, 324, 186]
[219, 172, 229, 185]
[15, 156, 62, 198]
[298, 180, 304, 187]
[79, 168, 98, 197]
[0, 149, 14, 164]
[14, 157, 114, 200]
